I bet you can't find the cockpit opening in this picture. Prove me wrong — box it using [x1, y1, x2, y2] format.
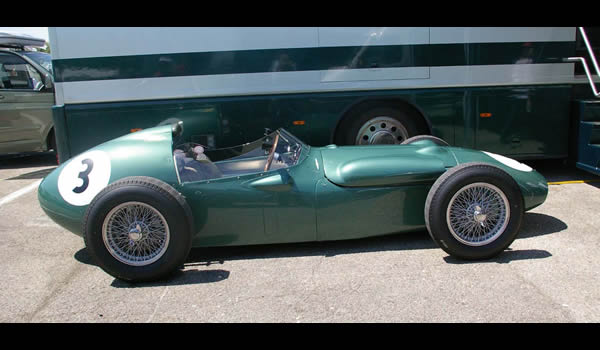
[173, 129, 304, 183]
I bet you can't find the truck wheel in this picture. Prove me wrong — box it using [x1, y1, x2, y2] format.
[83, 176, 193, 282]
[336, 106, 426, 145]
[424, 163, 524, 260]
[401, 135, 449, 146]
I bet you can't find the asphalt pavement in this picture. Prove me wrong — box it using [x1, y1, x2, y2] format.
[0, 153, 599, 322]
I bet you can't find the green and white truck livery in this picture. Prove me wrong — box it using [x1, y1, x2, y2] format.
[49, 27, 600, 174]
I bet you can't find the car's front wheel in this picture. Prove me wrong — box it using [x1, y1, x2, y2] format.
[424, 163, 524, 260]
[83, 176, 193, 282]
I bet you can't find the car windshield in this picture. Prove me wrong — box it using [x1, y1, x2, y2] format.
[22, 51, 52, 73]
[174, 129, 306, 183]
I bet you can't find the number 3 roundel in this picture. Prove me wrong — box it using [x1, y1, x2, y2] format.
[58, 150, 112, 206]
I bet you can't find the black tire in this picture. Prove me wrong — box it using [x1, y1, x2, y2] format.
[335, 106, 427, 145]
[401, 135, 450, 146]
[424, 163, 524, 260]
[48, 130, 58, 164]
[83, 176, 193, 282]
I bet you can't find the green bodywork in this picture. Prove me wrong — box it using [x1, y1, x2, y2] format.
[38, 125, 548, 247]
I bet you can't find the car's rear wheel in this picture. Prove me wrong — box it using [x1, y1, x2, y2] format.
[83, 176, 193, 282]
[424, 163, 524, 260]
[401, 135, 450, 146]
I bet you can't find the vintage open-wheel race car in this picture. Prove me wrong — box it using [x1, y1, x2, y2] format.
[38, 123, 548, 282]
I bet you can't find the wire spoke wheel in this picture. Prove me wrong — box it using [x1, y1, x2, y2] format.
[102, 201, 170, 266]
[446, 182, 510, 247]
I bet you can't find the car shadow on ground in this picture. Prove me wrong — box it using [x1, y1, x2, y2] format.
[73, 212, 567, 288]
[1, 152, 57, 180]
[443, 248, 553, 264]
[5, 167, 56, 180]
[182, 213, 565, 267]
[518, 212, 568, 239]
[73, 248, 231, 288]
[0, 152, 57, 170]
[110, 269, 231, 289]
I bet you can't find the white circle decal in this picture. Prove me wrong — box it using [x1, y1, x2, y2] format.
[58, 150, 112, 206]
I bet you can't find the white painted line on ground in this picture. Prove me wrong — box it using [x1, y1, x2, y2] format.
[0, 180, 42, 208]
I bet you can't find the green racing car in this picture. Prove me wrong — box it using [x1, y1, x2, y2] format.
[38, 123, 548, 282]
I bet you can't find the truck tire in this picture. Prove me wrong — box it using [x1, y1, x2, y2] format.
[336, 106, 426, 145]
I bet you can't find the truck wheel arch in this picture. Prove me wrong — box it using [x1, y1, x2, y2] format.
[332, 98, 432, 145]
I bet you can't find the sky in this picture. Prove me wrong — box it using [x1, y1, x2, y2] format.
[0, 27, 49, 42]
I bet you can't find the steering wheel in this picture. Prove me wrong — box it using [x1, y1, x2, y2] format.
[264, 133, 280, 172]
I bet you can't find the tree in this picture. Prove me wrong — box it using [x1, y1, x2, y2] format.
[37, 41, 51, 54]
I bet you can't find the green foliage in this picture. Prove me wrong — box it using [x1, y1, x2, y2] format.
[37, 42, 51, 54]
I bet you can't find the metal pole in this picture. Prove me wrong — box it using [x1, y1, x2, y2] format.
[579, 27, 600, 77]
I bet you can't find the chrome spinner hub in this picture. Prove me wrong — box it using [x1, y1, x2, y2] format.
[472, 205, 487, 225]
[128, 223, 144, 241]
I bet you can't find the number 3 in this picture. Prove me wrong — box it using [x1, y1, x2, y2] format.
[73, 158, 94, 194]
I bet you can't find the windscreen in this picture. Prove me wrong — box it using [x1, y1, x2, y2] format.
[173, 129, 304, 183]
[22, 51, 52, 73]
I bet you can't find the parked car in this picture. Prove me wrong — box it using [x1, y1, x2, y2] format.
[38, 124, 548, 282]
[0, 32, 55, 155]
